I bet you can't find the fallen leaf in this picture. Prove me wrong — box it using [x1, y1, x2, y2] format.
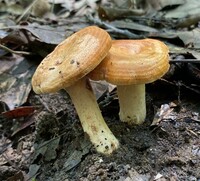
[1, 106, 40, 119]
[178, 28, 200, 48]
[33, 137, 60, 162]
[11, 116, 36, 136]
[0, 58, 37, 109]
[63, 139, 91, 172]
[168, 43, 200, 59]
[90, 80, 111, 100]
[28, 164, 41, 180]
[98, 6, 145, 20]
[149, 0, 184, 11]
[151, 103, 176, 126]
[164, 0, 200, 19]
[111, 20, 158, 33]
[154, 173, 163, 180]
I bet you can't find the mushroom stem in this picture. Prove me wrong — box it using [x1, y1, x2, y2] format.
[65, 77, 119, 154]
[117, 84, 146, 125]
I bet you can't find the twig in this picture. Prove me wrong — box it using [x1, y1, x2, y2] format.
[160, 78, 200, 95]
[186, 127, 199, 138]
[0, 44, 31, 55]
[16, 0, 39, 23]
[170, 59, 200, 63]
[86, 15, 143, 39]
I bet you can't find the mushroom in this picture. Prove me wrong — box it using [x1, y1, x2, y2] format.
[89, 39, 170, 125]
[31, 26, 119, 154]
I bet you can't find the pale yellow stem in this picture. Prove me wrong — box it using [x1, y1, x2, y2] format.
[117, 84, 146, 125]
[66, 77, 119, 154]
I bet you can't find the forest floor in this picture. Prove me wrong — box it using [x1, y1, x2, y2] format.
[0, 0, 200, 180]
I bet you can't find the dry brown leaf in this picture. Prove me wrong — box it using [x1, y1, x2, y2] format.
[149, 0, 185, 10]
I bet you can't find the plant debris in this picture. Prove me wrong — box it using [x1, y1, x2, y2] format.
[0, 0, 200, 180]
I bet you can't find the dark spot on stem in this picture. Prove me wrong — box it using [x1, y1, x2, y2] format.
[102, 130, 104, 133]
[105, 138, 107, 140]
[105, 145, 109, 150]
[91, 124, 97, 133]
[111, 143, 115, 148]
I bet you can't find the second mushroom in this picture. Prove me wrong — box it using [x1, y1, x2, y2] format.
[89, 39, 170, 125]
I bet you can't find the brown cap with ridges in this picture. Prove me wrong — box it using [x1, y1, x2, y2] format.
[89, 39, 169, 85]
[32, 26, 112, 93]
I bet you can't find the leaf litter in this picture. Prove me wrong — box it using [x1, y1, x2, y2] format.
[0, 0, 200, 180]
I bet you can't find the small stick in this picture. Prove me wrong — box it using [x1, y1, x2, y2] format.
[16, 0, 39, 23]
[0, 44, 31, 55]
[87, 15, 143, 39]
[170, 59, 200, 63]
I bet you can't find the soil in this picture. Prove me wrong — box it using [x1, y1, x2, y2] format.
[1, 81, 199, 181]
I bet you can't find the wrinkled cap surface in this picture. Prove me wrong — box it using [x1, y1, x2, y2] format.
[89, 39, 170, 85]
[32, 26, 112, 93]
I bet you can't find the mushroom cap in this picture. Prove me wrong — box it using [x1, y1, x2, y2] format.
[89, 39, 170, 85]
[32, 26, 112, 94]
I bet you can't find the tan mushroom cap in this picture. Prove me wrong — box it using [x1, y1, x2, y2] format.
[32, 26, 112, 94]
[89, 39, 170, 85]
